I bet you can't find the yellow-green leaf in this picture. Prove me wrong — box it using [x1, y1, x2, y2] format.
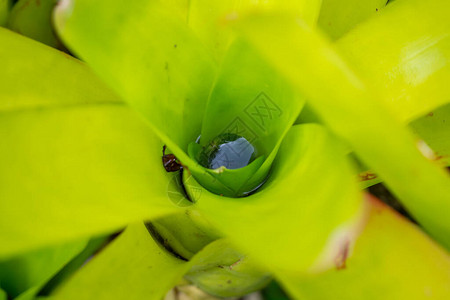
[191, 124, 362, 273]
[337, 0, 450, 123]
[278, 196, 450, 300]
[233, 11, 450, 249]
[318, 0, 387, 40]
[0, 106, 176, 259]
[50, 223, 189, 300]
[54, 0, 216, 168]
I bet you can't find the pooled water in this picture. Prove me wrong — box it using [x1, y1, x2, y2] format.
[198, 133, 255, 170]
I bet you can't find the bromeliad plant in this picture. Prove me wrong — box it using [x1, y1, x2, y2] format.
[0, 0, 449, 299]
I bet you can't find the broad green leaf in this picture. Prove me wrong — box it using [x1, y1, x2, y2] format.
[359, 103, 450, 189]
[187, 38, 304, 196]
[410, 103, 450, 167]
[0, 106, 177, 259]
[186, 238, 271, 297]
[188, 0, 322, 61]
[337, 0, 450, 123]
[50, 223, 189, 300]
[0, 0, 9, 26]
[14, 287, 40, 300]
[8, 0, 62, 48]
[38, 236, 113, 297]
[233, 12, 450, 249]
[190, 124, 362, 273]
[318, 0, 387, 40]
[54, 0, 216, 170]
[0, 27, 120, 112]
[0, 239, 87, 298]
[0, 288, 5, 300]
[278, 196, 450, 300]
[51, 227, 269, 299]
[165, 0, 190, 21]
[148, 208, 221, 260]
[200, 38, 299, 149]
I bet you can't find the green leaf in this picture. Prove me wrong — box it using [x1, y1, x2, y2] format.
[410, 103, 450, 167]
[185, 38, 304, 196]
[49, 223, 189, 300]
[7, 0, 62, 48]
[165, 0, 190, 21]
[0, 0, 9, 26]
[318, 0, 387, 40]
[9, 239, 109, 300]
[188, 0, 322, 61]
[0, 28, 171, 259]
[54, 0, 217, 169]
[190, 124, 362, 273]
[0, 288, 6, 300]
[278, 196, 450, 300]
[0, 239, 87, 298]
[148, 208, 221, 260]
[359, 103, 450, 189]
[337, 0, 450, 123]
[0, 27, 120, 112]
[186, 238, 271, 298]
[233, 11, 450, 249]
[0, 106, 177, 259]
[38, 236, 113, 297]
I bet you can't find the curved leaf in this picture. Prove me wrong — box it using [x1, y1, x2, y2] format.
[50, 223, 189, 300]
[0, 27, 120, 112]
[278, 196, 450, 300]
[187, 238, 271, 297]
[337, 0, 450, 123]
[318, 0, 387, 40]
[54, 0, 216, 169]
[189, 124, 363, 273]
[233, 11, 450, 249]
[8, 0, 62, 48]
[190, 38, 304, 196]
[0, 0, 9, 26]
[0, 239, 87, 298]
[188, 0, 322, 61]
[410, 103, 450, 167]
[0, 106, 177, 259]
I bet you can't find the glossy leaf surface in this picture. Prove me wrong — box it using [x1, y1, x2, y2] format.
[50, 223, 188, 300]
[410, 103, 450, 167]
[191, 124, 362, 273]
[233, 10, 450, 249]
[187, 238, 271, 297]
[318, 0, 387, 40]
[0, 27, 120, 112]
[0, 240, 86, 298]
[0, 28, 178, 259]
[188, 0, 321, 61]
[55, 0, 216, 169]
[0, 106, 177, 259]
[279, 196, 450, 300]
[188, 38, 304, 196]
[337, 0, 450, 123]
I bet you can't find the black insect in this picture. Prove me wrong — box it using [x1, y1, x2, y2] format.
[162, 145, 182, 172]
